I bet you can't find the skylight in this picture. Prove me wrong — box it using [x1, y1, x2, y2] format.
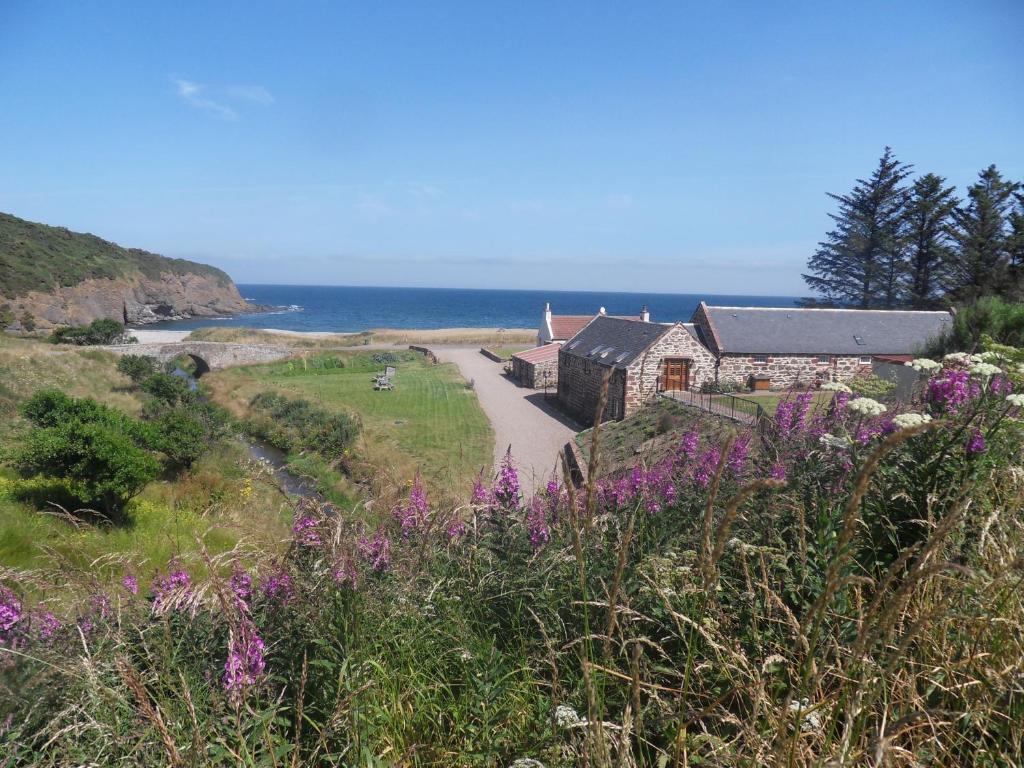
[853, 335, 865, 345]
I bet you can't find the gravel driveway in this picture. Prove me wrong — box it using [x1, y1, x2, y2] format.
[433, 347, 580, 489]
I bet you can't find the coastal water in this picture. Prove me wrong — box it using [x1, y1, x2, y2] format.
[141, 285, 800, 333]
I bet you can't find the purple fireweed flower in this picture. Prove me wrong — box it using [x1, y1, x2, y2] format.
[446, 518, 467, 542]
[990, 375, 1013, 396]
[357, 527, 392, 572]
[694, 447, 722, 488]
[262, 570, 294, 603]
[77, 618, 94, 635]
[292, 516, 321, 547]
[966, 429, 986, 455]
[121, 574, 139, 595]
[728, 436, 751, 475]
[35, 611, 60, 643]
[526, 497, 550, 549]
[927, 369, 978, 415]
[493, 449, 521, 508]
[152, 565, 191, 612]
[854, 425, 873, 445]
[679, 430, 700, 458]
[774, 400, 796, 437]
[223, 621, 267, 698]
[471, 472, 493, 506]
[769, 462, 787, 482]
[90, 594, 111, 622]
[0, 586, 23, 643]
[261, 568, 295, 604]
[794, 391, 815, 431]
[394, 475, 429, 536]
[833, 391, 851, 412]
[331, 555, 359, 589]
[230, 569, 253, 603]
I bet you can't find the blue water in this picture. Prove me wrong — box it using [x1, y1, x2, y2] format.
[139, 285, 800, 333]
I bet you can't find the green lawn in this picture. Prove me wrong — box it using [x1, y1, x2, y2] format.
[484, 345, 532, 360]
[711, 390, 834, 417]
[206, 351, 493, 503]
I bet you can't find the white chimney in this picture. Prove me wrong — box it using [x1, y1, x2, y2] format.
[640, 304, 650, 323]
[544, 301, 552, 324]
[599, 306, 607, 315]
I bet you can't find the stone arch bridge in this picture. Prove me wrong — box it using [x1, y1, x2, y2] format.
[101, 341, 294, 374]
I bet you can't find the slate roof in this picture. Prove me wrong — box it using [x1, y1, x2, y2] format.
[700, 306, 952, 355]
[560, 316, 672, 369]
[550, 313, 640, 340]
[512, 343, 561, 365]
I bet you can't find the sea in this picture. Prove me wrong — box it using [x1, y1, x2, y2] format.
[139, 285, 800, 333]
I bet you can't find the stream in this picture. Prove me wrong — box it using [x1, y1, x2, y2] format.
[174, 367, 322, 502]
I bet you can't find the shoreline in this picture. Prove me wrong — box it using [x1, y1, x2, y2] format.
[128, 326, 535, 345]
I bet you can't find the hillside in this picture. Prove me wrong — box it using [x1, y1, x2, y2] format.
[0, 211, 254, 328]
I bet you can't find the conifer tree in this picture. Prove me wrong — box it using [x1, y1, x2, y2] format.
[803, 148, 912, 308]
[948, 165, 1020, 300]
[902, 173, 958, 308]
[1007, 194, 1024, 300]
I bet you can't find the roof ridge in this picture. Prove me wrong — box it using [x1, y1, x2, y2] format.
[706, 306, 951, 315]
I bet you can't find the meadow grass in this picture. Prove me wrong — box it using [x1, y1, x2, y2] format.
[0, 335, 292, 583]
[205, 350, 493, 504]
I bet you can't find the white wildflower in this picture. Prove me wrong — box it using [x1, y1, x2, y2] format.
[554, 705, 583, 728]
[847, 397, 887, 417]
[980, 350, 1007, 363]
[509, 759, 546, 768]
[943, 352, 971, 364]
[907, 358, 941, 372]
[1007, 394, 1024, 408]
[891, 412, 932, 429]
[820, 381, 852, 393]
[788, 698, 823, 733]
[969, 362, 1002, 378]
[819, 434, 852, 450]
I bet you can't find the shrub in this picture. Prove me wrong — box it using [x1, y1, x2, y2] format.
[0, 304, 13, 328]
[12, 418, 160, 518]
[247, 391, 359, 459]
[19, 311, 35, 332]
[849, 373, 896, 398]
[140, 372, 191, 404]
[49, 318, 129, 345]
[116, 354, 158, 383]
[928, 296, 1024, 354]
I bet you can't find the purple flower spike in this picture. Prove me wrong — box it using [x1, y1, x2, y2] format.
[966, 429, 986, 456]
[493, 448, 521, 508]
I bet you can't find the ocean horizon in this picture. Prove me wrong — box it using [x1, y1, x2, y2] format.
[140, 284, 802, 334]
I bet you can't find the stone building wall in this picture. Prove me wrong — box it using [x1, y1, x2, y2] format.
[557, 352, 626, 426]
[512, 356, 558, 388]
[716, 353, 871, 390]
[622, 326, 717, 417]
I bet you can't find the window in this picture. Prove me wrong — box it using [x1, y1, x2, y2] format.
[817, 355, 830, 364]
[752, 354, 769, 364]
[859, 355, 872, 364]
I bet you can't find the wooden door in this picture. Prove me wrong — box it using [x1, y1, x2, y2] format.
[662, 358, 689, 391]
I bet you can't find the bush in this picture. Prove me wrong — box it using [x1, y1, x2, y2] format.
[928, 296, 1024, 354]
[849, 373, 896, 398]
[247, 391, 359, 459]
[140, 372, 191, 404]
[49, 318, 129, 345]
[116, 354, 158, 383]
[19, 311, 35, 332]
[13, 415, 160, 518]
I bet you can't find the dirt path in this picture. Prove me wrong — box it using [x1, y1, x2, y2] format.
[432, 347, 580, 490]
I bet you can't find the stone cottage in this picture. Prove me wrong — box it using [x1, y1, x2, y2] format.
[510, 343, 560, 388]
[690, 303, 952, 390]
[557, 315, 715, 425]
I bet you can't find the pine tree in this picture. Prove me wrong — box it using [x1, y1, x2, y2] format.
[803, 148, 912, 308]
[948, 165, 1020, 300]
[1007, 193, 1024, 300]
[902, 173, 958, 308]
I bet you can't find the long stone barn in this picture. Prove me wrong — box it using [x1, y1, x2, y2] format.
[555, 305, 953, 425]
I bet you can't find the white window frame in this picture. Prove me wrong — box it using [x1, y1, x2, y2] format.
[752, 354, 769, 364]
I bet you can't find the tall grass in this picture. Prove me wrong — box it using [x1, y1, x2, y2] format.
[1, 349, 1022, 765]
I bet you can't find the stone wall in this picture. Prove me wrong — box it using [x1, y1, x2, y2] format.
[622, 325, 717, 417]
[717, 353, 871, 390]
[512, 356, 558, 388]
[557, 352, 626, 426]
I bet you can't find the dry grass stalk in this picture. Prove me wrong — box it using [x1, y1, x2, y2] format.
[116, 656, 184, 767]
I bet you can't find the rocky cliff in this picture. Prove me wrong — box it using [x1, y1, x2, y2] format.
[1, 211, 257, 329]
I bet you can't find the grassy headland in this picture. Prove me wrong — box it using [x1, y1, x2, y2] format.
[187, 325, 536, 347]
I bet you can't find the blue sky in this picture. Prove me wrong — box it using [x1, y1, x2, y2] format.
[1, 1, 1022, 296]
